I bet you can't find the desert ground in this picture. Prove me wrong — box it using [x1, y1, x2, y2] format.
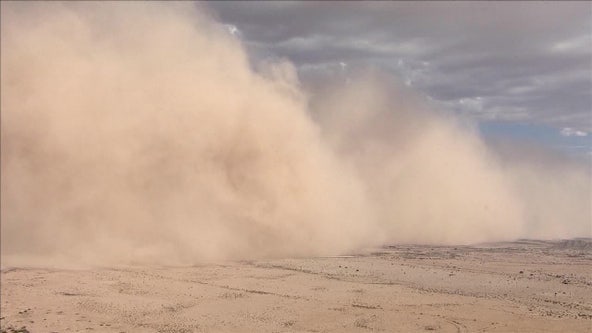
[1, 239, 591, 333]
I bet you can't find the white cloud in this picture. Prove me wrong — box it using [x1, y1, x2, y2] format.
[224, 24, 241, 36]
[394, 58, 431, 87]
[459, 97, 483, 112]
[560, 127, 588, 137]
[551, 35, 591, 54]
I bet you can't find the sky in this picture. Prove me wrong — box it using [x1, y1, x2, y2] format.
[206, 1, 592, 157]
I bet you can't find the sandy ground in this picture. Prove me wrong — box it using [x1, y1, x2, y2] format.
[1, 239, 591, 333]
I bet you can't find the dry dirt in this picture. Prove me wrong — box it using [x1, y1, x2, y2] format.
[1, 239, 591, 332]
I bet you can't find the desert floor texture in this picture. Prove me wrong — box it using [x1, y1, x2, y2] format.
[1, 239, 591, 332]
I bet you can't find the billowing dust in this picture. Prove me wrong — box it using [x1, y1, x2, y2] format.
[1, 2, 589, 267]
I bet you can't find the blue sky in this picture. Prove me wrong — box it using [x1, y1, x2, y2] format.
[478, 121, 591, 158]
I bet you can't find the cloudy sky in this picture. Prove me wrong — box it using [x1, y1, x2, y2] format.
[206, 1, 591, 156]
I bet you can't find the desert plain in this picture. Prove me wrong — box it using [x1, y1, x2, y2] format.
[1, 239, 591, 333]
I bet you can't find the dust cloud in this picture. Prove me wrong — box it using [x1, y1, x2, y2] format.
[1, 2, 590, 267]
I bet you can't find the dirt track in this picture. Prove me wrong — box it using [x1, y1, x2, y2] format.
[1, 239, 591, 332]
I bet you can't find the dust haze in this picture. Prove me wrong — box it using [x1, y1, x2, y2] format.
[1, 2, 590, 267]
